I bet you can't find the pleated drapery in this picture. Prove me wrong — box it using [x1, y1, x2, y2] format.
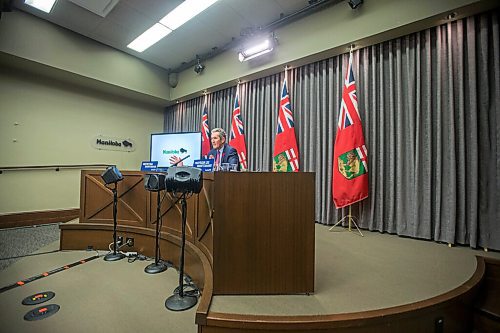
[164, 11, 500, 250]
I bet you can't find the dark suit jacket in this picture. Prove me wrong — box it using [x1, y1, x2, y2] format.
[207, 144, 239, 170]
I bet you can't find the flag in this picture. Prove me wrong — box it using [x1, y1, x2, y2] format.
[229, 89, 248, 170]
[201, 99, 210, 157]
[332, 53, 368, 208]
[273, 75, 299, 172]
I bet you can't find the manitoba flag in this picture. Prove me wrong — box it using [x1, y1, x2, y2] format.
[273, 76, 299, 172]
[229, 89, 248, 170]
[332, 53, 368, 208]
[201, 99, 211, 158]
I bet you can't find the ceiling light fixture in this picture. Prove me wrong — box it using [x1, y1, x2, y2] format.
[127, 23, 172, 53]
[238, 37, 276, 62]
[160, 0, 218, 30]
[128, 0, 218, 53]
[348, 0, 363, 9]
[24, 0, 57, 13]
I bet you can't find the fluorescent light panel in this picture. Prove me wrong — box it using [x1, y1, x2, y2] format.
[160, 0, 218, 30]
[128, 0, 218, 53]
[25, 0, 57, 13]
[127, 23, 172, 53]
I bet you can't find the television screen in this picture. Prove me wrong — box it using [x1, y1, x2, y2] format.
[150, 132, 201, 168]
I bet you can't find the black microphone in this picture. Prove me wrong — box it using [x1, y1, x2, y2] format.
[171, 155, 190, 167]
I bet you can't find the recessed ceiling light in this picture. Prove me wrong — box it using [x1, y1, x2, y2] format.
[159, 0, 218, 30]
[127, 23, 172, 53]
[128, 0, 218, 53]
[25, 0, 57, 13]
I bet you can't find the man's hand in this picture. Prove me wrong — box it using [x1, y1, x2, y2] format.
[169, 155, 184, 166]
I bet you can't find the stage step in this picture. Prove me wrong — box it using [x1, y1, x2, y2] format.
[473, 257, 500, 333]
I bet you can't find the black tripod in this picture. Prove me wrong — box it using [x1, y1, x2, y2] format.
[104, 182, 125, 261]
[145, 190, 169, 273]
[165, 192, 198, 311]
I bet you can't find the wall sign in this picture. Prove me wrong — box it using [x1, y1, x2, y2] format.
[92, 135, 136, 152]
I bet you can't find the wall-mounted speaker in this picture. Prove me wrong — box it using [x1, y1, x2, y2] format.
[144, 173, 166, 192]
[101, 166, 123, 185]
[165, 167, 202, 194]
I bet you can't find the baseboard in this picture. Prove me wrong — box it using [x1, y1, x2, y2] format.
[0, 208, 79, 229]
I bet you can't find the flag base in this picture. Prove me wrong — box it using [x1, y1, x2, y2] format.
[329, 205, 364, 237]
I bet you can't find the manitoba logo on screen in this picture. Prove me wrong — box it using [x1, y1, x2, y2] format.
[163, 148, 188, 154]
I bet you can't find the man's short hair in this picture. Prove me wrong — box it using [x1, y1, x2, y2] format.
[211, 128, 226, 140]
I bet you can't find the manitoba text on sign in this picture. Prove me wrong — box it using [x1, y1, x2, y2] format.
[92, 135, 136, 152]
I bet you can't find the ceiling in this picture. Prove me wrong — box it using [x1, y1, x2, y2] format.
[10, 0, 334, 73]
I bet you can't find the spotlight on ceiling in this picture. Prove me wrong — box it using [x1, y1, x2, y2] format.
[348, 0, 363, 9]
[238, 36, 277, 62]
[194, 56, 205, 74]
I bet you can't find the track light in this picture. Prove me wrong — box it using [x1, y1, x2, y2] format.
[194, 56, 205, 74]
[348, 0, 363, 9]
[238, 36, 276, 62]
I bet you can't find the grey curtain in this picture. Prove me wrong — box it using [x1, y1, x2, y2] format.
[164, 10, 500, 250]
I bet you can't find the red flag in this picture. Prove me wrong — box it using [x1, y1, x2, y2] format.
[229, 89, 248, 170]
[273, 76, 299, 172]
[332, 53, 368, 208]
[201, 99, 210, 157]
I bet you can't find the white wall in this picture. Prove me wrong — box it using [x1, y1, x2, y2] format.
[0, 68, 164, 214]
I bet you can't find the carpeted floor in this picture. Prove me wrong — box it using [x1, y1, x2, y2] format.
[210, 224, 500, 315]
[1, 223, 499, 332]
[0, 223, 61, 270]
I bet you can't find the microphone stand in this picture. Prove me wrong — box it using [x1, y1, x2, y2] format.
[104, 182, 125, 261]
[145, 190, 168, 273]
[145, 191, 182, 274]
[165, 191, 198, 311]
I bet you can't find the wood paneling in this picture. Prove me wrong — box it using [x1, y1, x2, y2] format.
[80, 170, 149, 227]
[474, 256, 500, 332]
[197, 257, 485, 333]
[0, 208, 79, 229]
[212, 172, 315, 295]
[59, 223, 211, 292]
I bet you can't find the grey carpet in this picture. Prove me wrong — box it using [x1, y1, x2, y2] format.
[0, 223, 61, 270]
[0, 241, 197, 333]
[209, 224, 500, 315]
[1, 223, 499, 332]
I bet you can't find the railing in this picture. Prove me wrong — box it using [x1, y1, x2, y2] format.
[0, 164, 112, 174]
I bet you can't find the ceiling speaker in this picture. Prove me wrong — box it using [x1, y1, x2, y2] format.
[144, 173, 166, 192]
[101, 166, 123, 185]
[165, 167, 203, 194]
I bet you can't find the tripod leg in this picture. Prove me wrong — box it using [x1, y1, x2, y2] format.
[349, 216, 364, 237]
[328, 215, 349, 231]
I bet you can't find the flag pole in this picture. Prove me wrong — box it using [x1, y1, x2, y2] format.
[329, 204, 364, 237]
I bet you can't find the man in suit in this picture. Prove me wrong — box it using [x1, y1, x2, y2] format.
[207, 128, 239, 171]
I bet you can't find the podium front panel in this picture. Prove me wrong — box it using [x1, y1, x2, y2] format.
[212, 172, 315, 294]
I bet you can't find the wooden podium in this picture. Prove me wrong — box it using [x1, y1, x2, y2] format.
[77, 170, 315, 295]
[210, 172, 315, 295]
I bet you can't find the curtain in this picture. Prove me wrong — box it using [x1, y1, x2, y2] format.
[164, 10, 500, 250]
